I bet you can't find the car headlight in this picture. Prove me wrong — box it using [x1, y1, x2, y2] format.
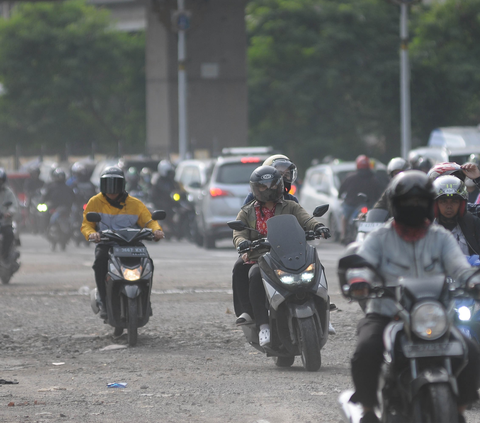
[411, 300, 447, 340]
[275, 264, 315, 286]
[122, 266, 142, 281]
[37, 203, 48, 212]
[458, 306, 472, 321]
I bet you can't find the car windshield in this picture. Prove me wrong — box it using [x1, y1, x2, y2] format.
[216, 162, 261, 184]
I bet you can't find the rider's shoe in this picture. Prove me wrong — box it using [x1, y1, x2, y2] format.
[98, 303, 107, 320]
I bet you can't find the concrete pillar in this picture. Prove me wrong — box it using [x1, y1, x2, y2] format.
[145, 0, 173, 157]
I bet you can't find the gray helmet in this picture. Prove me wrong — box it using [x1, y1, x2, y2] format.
[249, 165, 284, 203]
[100, 166, 125, 195]
[387, 157, 410, 179]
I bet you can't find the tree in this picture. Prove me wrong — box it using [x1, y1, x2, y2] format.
[247, 0, 401, 170]
[0, 0, 145, 156]
[410, 0, 480, 143]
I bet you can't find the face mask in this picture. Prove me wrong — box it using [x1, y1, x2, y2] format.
[394, 205, 430, 227]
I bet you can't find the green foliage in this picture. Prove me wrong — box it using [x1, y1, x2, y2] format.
[247, 0, 480, 171]
[410, 0, 480, 142]
[247, 0, 401, 170]
[0, 0, 145, 156]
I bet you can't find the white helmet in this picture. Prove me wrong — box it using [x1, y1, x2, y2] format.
[157, 160, 175, 178]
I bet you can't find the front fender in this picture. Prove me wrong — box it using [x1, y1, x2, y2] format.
[122, 284, 141, 299]
[411, 367, 457, 397]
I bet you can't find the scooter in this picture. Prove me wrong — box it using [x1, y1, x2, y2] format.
[227, 204, 331, 371]
[0, 201, 20, 284]
[86, 210, 166, 347]
[45, 205, 72, 251]
[338, 254, 475, 423]
[343, 193, 369, 245]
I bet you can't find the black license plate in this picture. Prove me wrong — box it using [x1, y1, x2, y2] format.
[402, 341, 463, 358]
[113, 246, 148, 257]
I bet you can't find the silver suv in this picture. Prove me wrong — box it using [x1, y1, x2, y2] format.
[197, 153, 271, 249]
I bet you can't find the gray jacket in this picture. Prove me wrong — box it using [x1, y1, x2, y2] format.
[0, 186, 19, 225]
[357, 221, 476, 317]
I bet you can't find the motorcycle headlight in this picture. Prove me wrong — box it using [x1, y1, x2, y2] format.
[172, 193, 181, 201]
[122, 266, 142, 281]
[411, 300, 448, 340]
[458, 306, 472, 322]
[275, 264, 315, 286]
[37, 203, 48, 212]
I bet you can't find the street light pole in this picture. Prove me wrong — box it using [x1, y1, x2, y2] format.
[400, 2, 411, 160]
[177, 0, 188, 161]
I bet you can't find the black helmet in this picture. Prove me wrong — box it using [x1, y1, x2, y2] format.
[250, 165, 284, 203]
[0, 168, 7, 188]
[387, 157, 410, 179]
[51, 168, 66, 183]
[414, 157, 434, 174]
[387, 170, 435, 227]
[100, 166, 125, 195]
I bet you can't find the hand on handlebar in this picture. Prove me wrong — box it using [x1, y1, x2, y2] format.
[154, 230, 165, 242]
[315, 226, 331, 239]
[88, 232, 102, 243]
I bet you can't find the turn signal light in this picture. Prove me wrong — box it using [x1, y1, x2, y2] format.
[361, 207, 368, 214]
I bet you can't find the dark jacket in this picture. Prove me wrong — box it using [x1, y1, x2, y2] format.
[338, 169, 383, 208]
[458, 212, 480, 256]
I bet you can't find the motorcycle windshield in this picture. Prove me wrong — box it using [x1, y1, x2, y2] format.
[266, 214, 307, 271]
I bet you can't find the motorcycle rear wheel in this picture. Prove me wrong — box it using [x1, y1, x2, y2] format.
[273, 356, 295, 368]
[1, 273, 11, 284]
[127, 298, 138, 347]
[296, 317, 321, 371]
[411, 383, 458, 423]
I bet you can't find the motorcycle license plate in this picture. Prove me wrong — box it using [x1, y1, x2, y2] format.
[356, 222, 384, 232]
[113, 246, 148, 257]
[402, 341, 463, 358]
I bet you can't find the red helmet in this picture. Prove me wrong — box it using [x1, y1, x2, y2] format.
[427, 162, 464, 182]
[356, 155, 370, 170]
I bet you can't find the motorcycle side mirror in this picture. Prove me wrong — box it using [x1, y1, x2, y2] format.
[151, 210, 166, 221]
[86, 212, 102, 223]
[227, 220, 248, 231]
[313, 204, 329, 218]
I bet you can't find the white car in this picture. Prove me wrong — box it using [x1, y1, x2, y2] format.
[299, 160, 388, 241]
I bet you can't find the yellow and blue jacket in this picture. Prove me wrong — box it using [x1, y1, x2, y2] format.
[81, 193, 162, 241]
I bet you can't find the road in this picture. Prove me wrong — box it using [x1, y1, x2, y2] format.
[0, 234, 480, 423]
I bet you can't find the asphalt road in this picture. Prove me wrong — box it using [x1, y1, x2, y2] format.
[0, 234, 480, 423]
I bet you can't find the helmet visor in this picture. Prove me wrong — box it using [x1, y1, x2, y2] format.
[251, 178, 284, 203]
[100, 176, 124, 194]
[272, 160, 297, 184]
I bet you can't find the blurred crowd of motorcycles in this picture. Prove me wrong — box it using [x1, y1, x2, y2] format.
[12, 157, 195, 252]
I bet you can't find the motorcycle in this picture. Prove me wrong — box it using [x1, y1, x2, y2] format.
[338, 254, 475, 423]
[0, 201, 20, 284]
[43, 204, 72, 251]
[163, 191, 198, 242]
[86, 209, 166, 347]
[70, 202, 89, 247]
[227, 204, 331, 371]
[453, 255, 480, 344]
[354, 208, 389, 244]
[343, 193, 369, 245]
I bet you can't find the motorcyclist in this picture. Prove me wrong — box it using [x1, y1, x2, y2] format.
[232, 165, 331, 346]
[24, 164, 45, 233]
[81, 166, 165, 319]
[0, 169, 19, 261]
[67, 162, 97, 205]
[340, 170, 480, 423]
[338, 155, 383, 243]
[372, 157, 410, 212]
[41, 167, 75, 227]
[433, 175, 480, 255]
[243, 154, 298, 204]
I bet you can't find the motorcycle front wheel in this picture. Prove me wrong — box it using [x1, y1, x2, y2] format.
[411, 383, 458, 423]
[296, 317, 321, 371]
[127, 297, 138, 347]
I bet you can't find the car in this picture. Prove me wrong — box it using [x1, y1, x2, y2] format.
[299, 160, 388, 242]
[196, 153, 272, 249]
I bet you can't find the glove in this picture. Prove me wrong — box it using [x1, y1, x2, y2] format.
[237, 240, 251, 252]
[349, 281, 370, 300]
[315, 226, 331, 239]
